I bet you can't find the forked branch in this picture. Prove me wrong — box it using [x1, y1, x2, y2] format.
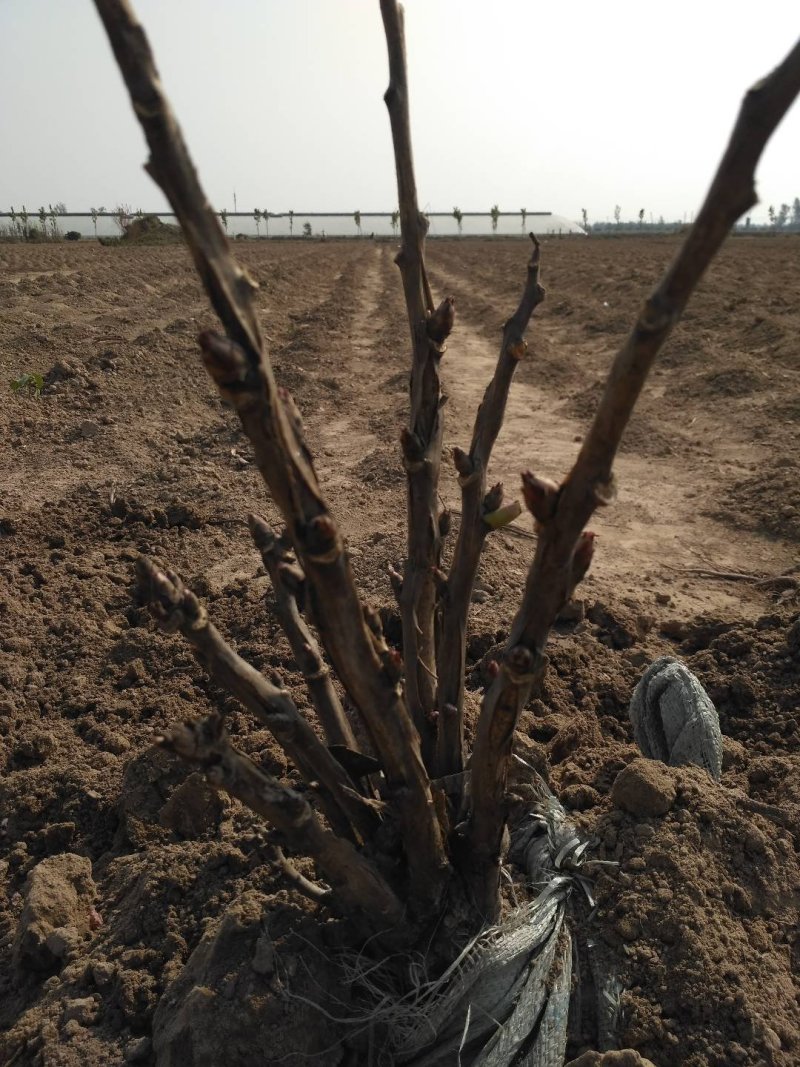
[468, 35, 800, 921]
[135, 557, 377, 844]
[159, 715, 403, 933]
[435, 235, 545, 781]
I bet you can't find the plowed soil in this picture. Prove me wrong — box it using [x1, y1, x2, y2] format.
[1, 235, 798, 1066]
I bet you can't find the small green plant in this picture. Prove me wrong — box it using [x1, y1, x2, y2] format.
[391, 209, 399, 235]
[253, 208, 261, 237]
[65, 231, 81, 241]
[219, 208, 228, 232]
[581, 207, 589, 231]
[354, 209, 362, 236]
[638, 208, 645, 227]
[11, 372, 44, 398]
[288, 209, 294, 236]
[521, 207, 527, 229]
[302, 221, 312, 237]
[452, 206, 463, 235]
[38, 206, 48, 237]
[490, 203, 500, 232]
[614, 204, 622, 226]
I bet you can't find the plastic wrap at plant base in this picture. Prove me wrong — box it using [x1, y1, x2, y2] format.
[390, 658, 723, 1066]
[391, 775, 591, 1067]
[629, 658, 723, 779]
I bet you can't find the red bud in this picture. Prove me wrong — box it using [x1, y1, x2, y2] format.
[426, 295, 456, 345]
[521, 471, 559, 524]
[571, 530, 597, 586]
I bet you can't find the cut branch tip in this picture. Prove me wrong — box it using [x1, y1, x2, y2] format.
[484, 500, 522, 530]
[593, 476, 617, 507]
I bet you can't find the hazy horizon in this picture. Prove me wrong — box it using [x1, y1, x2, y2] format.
[1, 1, 799, 227]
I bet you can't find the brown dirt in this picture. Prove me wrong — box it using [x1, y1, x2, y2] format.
[0, 236, 798, 1066]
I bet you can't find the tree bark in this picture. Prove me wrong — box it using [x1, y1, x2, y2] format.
[381, 0, 450, 766]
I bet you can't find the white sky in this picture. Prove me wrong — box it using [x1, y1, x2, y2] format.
[1, 1, 798, 224]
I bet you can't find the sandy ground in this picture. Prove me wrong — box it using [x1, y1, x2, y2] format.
[0, 235, 798, 1066]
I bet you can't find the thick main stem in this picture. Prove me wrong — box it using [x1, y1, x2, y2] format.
[467, 36, 800, 922]
[381, 0, 445, 764]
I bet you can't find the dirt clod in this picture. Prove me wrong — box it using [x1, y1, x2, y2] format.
[566, 1052, 657, 1067]
[610, 758, 678, 816]
[13, 853, 97, 972]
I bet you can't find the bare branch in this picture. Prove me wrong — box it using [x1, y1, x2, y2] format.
[382, 0, 447, 761]
[95, 0, 450, 908]
[248, 514, 357, 751]
[158, 715, 403, 932]
[136, 557, 377, 844]
[272, 846, 333, 906]
[435, 236, 545, 782]
[467, 37, 800, 922]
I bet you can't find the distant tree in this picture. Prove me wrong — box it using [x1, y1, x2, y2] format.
[38, 206, 47, 236]
[792, 198, 800, 227]
[288, 210, 294, 236]
[521, 207, 527, 229]
[614, 204, 622, 226]
[776, 203, 790, 229]
[219, 209, 228, 232]
[263, 210, 270, 238]
[114, 204, 131, 234]
[490, 204, 500, 232]
[90, 206, 105, 239]
[302, 221, 312, 237]
[745, 216, 751, 227]
[638, 208, 645, 227]
[19, 205, 29, 238]
[253, 208, 261, 237]
[354, 210, 362, 236]
[47, 204, 59, 238]
[581, 207, 588, 231]
[768, 204, 776, 227]
[452, 207, 463, 235]
[391, 209, 399, 235]
[659, 215, 666, 227]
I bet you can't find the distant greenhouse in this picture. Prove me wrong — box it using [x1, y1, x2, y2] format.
[425, 211, 584, 238]
[0, 209, 585, 240]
